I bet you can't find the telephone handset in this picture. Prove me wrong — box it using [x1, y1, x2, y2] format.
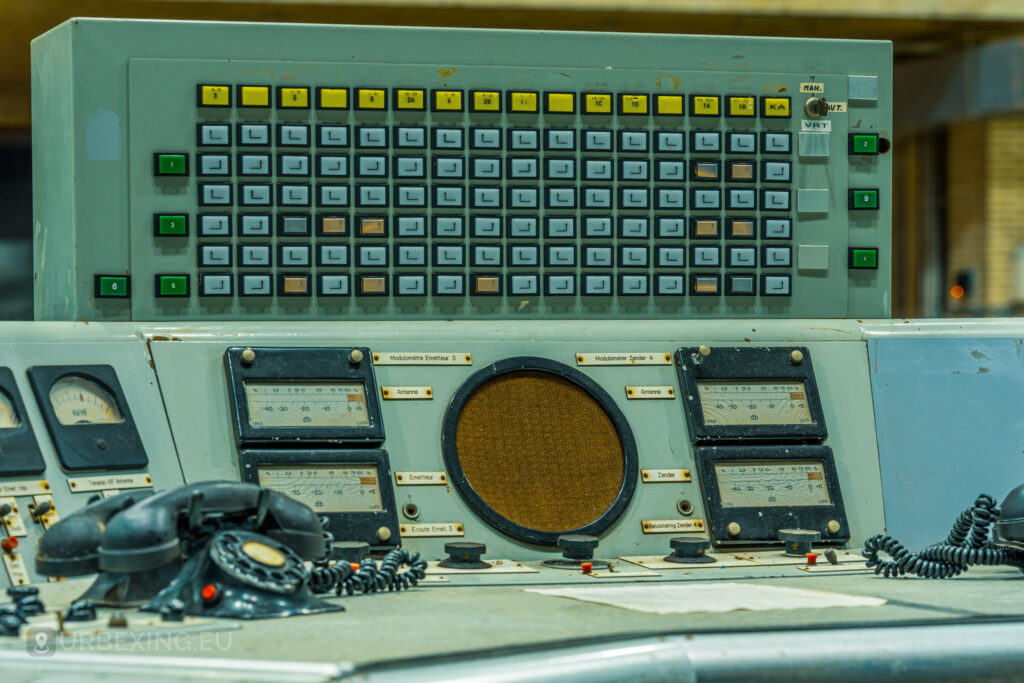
[863, 483, 1024, 579]
[36, 481, 426, 619]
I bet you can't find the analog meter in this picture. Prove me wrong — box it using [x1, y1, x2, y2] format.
[676, 346, 826, 443]
[28, 365, 147, 471]
[0, 368, 45, 475]
[49, 375, 124, 425]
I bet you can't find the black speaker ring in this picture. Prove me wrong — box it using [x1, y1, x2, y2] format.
[441, 356, 639, 546]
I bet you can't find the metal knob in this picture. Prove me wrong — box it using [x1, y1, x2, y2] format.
[332, 541, 370, 564]
[664, 537, 715, 564]
[439, 541, 490, 570]
[557, 534, 599, 561]
[779, 528, 822, 556]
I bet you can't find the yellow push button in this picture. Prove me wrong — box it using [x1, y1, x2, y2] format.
[320, 217, 347, 235]
[655, 95, 683, 116]
[281, 276, 309, 295]
[239, 86, 269, 107]
[433, 90, 463, 111]
[278, 87, 309, 109]
[474, 276, 500, 294]
[762, 96, 791, 117]
[620, 94, 648, 115]
[359, 276, 387, 295]
[509, 91, 538, 113]
[692, 95, 720, 116]
[584, 93, 612, 114]
[198, 85, 230, 107]
[728, 96, 756, 117]
[472, 91, 501, 112]
[360, 217, 386, 236]
[357, 89, 387, 110]
[396, 89, 425, 110]
[546, 92, 575, 114]
[318, 87, 349, 110]
[728, 219, 755, 238]
[694, 219, 720, 238]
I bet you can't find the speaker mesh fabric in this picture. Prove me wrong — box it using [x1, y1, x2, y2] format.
[454, 370, 625, 533]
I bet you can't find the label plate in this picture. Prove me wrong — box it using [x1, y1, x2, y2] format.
[373, 352, 471, 366]
[67, 473, 153, 493]
[381, 386, 433, 400]
[625, 386, 676, 400]
[641, 468, 692, 483]
[2, 553, 30, 586]
[576, 352, 672, 366]
[0, 481, 50, 497]
[801, 120, 832, 131]
[399, 522, 465, 537]
[395, 471, 448, 486]
[800, 82, 825, 93]
[642, 519, 706, 534]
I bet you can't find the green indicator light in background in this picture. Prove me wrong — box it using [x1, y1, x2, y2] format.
[155, 154, 188, 175]
[158, 275, 189, 296]
[97, 276, 128, 297]
[850, 249, 878, 269]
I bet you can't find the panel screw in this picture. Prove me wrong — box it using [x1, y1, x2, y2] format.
[827, 520, 841, 534]
[698, 345, 711, 357]
[241, 349, 256, 365]
[349, 349, 364, 365]
[377, 526, 392, 541]
[790, 349, 804, 365]
[727, 522, 741, 536]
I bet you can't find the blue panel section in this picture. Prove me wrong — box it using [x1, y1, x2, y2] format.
[869, 337, 1024, 549]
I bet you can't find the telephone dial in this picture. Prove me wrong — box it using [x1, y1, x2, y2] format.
[35, 482, 426, 620]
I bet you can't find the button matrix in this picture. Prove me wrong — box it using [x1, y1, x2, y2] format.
[152, 84, 822, 303]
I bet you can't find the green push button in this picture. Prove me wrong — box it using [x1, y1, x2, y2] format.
[96, 275, 129, 298]
[157, 275, 189, 297]
[849, 248, 879, 269]
[156, 214, 187, 236]
[851, 134, 879, 154]
[850, 188, 879, 210]
[155, 153, 188, 176]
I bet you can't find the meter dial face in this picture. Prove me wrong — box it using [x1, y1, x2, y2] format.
[715, 460, 832, 508]
[0, 391, 20, 429]
[697, 380, 813, 426]
[244, 382, 370, 428]
[257, 464, 383, 512]
[48, 376, 124, 426]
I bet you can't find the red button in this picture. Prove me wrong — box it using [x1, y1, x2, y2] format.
[1, 536, 17, 553]
[201, 584, 218, 601]
[580, 561, 593, 574]
[805, 553, 818, 566]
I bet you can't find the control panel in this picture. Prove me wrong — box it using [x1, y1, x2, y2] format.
[0, 320, 889, 586]
[32, 20, 890, 321]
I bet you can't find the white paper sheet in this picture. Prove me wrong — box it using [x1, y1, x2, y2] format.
[526, 582, 886, 615]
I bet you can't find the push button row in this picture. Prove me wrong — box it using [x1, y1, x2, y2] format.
[188, 272, 793, 298]
[198, 84, 792, 117]
[182, 213, 794, 241]
[195, 242, 794, 270]
[193, 125, 793, 155]
[192, 182, 791, 211]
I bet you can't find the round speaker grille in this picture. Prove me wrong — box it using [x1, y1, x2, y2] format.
[442, 357, 638, 545]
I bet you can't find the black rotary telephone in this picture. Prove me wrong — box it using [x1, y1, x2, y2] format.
[35, 481, 425, 619]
